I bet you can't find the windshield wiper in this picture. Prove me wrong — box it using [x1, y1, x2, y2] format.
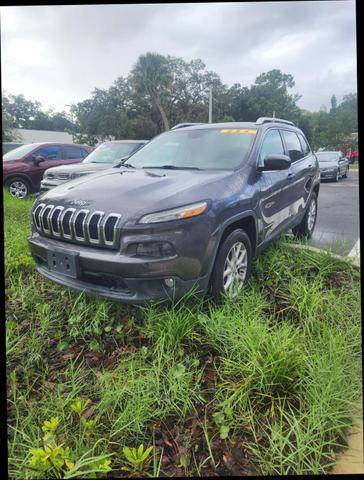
[143, 165, 201, 171]
[113, 162, 136, 169]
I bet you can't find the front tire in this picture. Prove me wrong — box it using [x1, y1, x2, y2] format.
[334, 170, 340, 182]
[6, 177, 32, 199]
[210, 229, 252, 302]
[292, 192, 318, 239]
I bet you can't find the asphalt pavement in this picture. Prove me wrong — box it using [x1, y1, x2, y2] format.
[309, 170, 360, 255]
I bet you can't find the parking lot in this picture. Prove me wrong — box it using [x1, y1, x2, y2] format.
[309, 170, 359, 256]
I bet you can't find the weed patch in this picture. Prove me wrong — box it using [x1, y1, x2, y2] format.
[5, 189, 362, 477]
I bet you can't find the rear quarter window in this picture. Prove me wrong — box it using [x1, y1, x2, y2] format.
[63, 146, 83, 159]
[281, 130, 304, 162]
[297, 133, 311, 156]
[81, 148, 90, 158]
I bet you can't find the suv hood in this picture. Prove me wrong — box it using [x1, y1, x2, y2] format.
[46, 162, 110, 176]
[37, 167, 235, 223]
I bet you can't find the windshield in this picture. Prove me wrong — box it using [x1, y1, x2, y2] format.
[3, 143, 38, 161]
[83, 142, 142, 164]
[124, 128, 257, 170]
[316, 152, 339, 162]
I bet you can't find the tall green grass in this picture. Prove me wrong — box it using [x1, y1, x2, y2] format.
[5, 189, 362, 477]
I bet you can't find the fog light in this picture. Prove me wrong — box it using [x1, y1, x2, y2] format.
[164, 278, 174, 288]
[127, 241, 175, 258]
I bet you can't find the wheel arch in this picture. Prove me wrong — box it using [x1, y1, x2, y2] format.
[4, 173, 35, 192]
[207, 210, 258, 283]
[313, 181, 320, 198]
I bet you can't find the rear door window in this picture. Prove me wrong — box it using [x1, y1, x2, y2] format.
[297, 133, 310, 156]
[62, 146, 83, 159]
[281, 130, 304, 162]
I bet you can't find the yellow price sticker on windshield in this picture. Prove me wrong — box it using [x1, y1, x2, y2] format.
[220, 129, 257, 134]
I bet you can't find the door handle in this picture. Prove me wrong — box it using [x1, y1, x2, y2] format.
[308, 164, 312, 168]
[287, 172, 294, 179]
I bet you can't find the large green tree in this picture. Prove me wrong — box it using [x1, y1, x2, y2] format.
[2, 93, 74, 133]
[2, 109, 20, 142]
[130, 52, 173, 130]
[306, 93, 358, 150]
[231, 69, 302, 123]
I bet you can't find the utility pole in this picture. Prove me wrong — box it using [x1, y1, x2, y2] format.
[273, 110, 275, 118]
[208, 87, 212, 123]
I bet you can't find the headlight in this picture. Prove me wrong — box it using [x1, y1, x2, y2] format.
[138, 201, 208, 224]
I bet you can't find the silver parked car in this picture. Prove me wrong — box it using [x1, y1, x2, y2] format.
[315, 151, 349, 182]
[40, 140, 148, 192]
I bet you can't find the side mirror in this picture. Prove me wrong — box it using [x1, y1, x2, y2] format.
[34, 155, 45, 165]
[258, 154, 291, 171]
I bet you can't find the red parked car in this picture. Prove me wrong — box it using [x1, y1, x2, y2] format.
[3, 143, 93, 198]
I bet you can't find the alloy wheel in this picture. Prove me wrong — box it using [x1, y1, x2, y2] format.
[9, 180, 28, 199]
[307, 197, 317, 232]
[223, 241, 248, 297]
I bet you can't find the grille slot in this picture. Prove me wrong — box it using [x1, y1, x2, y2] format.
[57, 173, 70, 180]
[50, 206, 63, 236]
[32, 204, 120, 249]
[33, 203, 45, 230]
[73, 210, 89, 241]
[61, 208, 76, 238]
[103, 214, 121, 245]
[41, 205, 53, 233]
[87, 212, 103, 243]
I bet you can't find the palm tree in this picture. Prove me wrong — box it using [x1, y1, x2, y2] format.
[131, 52, 172, 130]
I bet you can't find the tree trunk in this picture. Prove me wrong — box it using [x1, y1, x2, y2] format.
[154, 96, 170, 130]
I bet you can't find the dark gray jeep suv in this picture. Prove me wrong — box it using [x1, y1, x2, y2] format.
[28, 118, 320, 303]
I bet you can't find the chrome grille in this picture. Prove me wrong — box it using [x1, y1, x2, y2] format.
[32, 204, 122, 249]
[57, 173, 70, 180]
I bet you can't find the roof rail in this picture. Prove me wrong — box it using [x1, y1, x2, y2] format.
[171, 123, 205, 130]
[256, 117, 294, 126]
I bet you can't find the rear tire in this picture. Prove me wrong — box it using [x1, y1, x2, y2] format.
[343, 167, 348, 179]
[210, 229, 252, 302]
[292, 192, 317, 239]
[5, 176, 32, 199]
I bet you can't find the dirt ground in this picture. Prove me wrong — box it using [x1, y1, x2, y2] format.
[331, 402, 363, 474]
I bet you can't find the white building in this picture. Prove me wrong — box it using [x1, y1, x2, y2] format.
[14, 128, 74, 144]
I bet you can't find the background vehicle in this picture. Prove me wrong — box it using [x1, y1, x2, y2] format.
[315, 151, 349, 181]
[2, 142, 25, 154]
[3, 143, 93, 198]
[40, 140, 148, 192]
[28, 118, 320, 304]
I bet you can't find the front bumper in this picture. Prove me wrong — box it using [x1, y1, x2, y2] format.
[28, 232, 210, 304]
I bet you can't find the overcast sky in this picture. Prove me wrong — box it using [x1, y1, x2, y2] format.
[0, 1, 357, 114]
